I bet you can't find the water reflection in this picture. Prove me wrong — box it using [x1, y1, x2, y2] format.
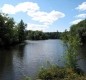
[0, 44, 25, 80]
[0, 48, 14, 80]
[78, 45, 86, 72]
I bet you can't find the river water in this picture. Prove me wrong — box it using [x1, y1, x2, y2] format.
[0, 39, 86, 80]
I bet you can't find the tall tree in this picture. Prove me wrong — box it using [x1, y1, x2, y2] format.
[0, 13, 15, 45]
[18, 20, 27, 42]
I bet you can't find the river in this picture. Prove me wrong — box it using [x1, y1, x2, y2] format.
[0, 39, 86, 80]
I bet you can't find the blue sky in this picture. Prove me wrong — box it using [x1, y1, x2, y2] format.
[0, 0, 86, 32]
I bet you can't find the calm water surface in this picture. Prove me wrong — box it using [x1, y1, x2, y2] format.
[77, 45, 86, 72]
[0, 39, 86, 80]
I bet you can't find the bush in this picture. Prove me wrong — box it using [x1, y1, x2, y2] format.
[38, 66, 66, 80]
[37, 66, 86, 80]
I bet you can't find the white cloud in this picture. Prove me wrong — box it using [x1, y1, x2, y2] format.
[1, 2, 65, 31]
[27, 10, 65, 25]
[1, 4, 15, 14]
[71, 19, 83, 24]
[27, 23, 48, 31]
[1, 2, 39, 14]
[76, 13, 86, 19]
[26, 10, 65, 31]
[73, 2, 86, 25]
[76, 2, 86, 11]
[15, 2, 39, 12]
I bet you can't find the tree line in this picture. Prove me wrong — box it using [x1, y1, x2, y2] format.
[26, 30, 61, 40]
[0, 12, 86, 47]
[0, 13, 62, 47]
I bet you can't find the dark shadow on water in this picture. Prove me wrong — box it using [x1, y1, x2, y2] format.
[0, 48, 14, 80]
[77, 45, 86, 73]
[0, 43, 26, 80]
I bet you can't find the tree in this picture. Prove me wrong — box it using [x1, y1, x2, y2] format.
[0, 13, 15, 46]
[70, 19, 86, 44]
[17, 20, 27, 42]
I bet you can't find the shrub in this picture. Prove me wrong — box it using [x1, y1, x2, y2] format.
[38, 66, 86, 80]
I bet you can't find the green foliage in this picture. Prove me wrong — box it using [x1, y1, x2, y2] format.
[38, 66, 86, 80]
[70, 19, 86, 44]
[17, 20, 27, 42]
[61, 20, 86, 69]
[64, 32, 80, 69]
[0, 13, 27, 46]
[61, 21, 85, 69]
[38, 66, 66, 80]
[26, 30, 47, 40]
[0, 13, 15, 46]
[26, 30, 61, 40]
[45, 31, 61, 39]
[61, 30, 69, 44]
[23, 77, 32, 80]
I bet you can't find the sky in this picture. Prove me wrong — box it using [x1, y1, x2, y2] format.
[0, 0, 86, 32]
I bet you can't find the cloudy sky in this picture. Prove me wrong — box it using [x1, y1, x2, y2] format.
[0, 0, 86, 32]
